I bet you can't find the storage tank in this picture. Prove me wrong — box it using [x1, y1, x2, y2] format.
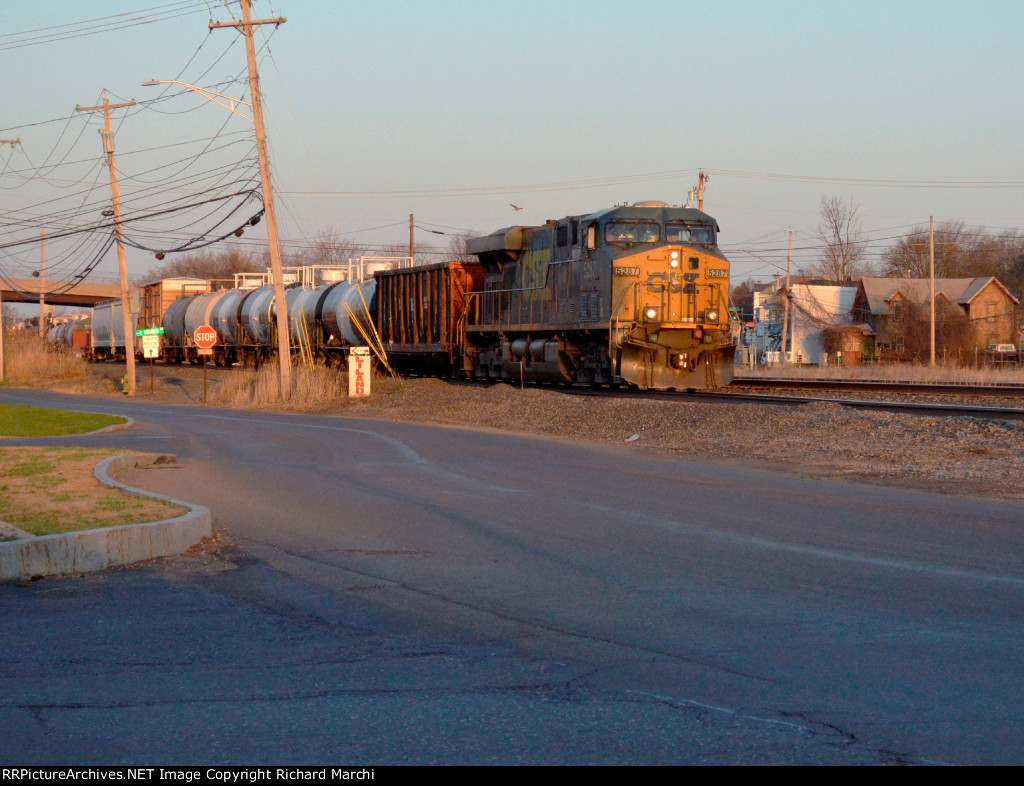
[321, 280, 377, 346]
[208, 288, 249, 346]
[162, 294, 201, 347]
[289, 284, 332, 347]
[237, 285, 276, 346]
[183, 290, 230, 344]
[56, 321, 77, 347]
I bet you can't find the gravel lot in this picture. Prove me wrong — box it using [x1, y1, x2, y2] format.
[64, 362, 1024, 501]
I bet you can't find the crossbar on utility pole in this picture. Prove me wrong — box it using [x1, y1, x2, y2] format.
[0, 140, 19, 382]
[210, 0, 292, 398]
[76, 92, 137, 395]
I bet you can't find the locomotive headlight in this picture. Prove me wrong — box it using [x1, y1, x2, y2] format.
[669, 250, 680, 268]
[644, 307, 658, 320]
[705, 309, 719, 322]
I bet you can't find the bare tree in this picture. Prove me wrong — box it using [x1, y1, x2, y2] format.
[289, 231, 367, 269]
[1, 301, 18, 329]
[900, 298, 974, 361]
[815, 196, 868, 284]
[730, 278, 756, 319]
[445, 232, 476, 263]
[970, 230, 1024, 298]
[881, 221, 979, 279]
[143, 247, 262, 283]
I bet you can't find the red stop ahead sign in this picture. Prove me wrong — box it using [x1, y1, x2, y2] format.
[193, 325, 217, 349]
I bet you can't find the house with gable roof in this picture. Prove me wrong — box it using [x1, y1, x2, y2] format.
[851, 277, 1020, 361]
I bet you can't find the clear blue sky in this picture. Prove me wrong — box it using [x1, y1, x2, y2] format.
[2, 0, 1023, 289]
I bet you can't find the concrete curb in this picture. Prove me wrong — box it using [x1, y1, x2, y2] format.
[90, 416, 135, 436]
[0, 453, 211, 582]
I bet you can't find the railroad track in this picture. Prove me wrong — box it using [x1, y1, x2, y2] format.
[731, 376, 1024, 398]
[698, 389, 1024, 421]
[111, 360, 1024, 421]
[548, 379, 1024, 421]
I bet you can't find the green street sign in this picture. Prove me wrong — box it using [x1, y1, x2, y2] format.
[135, 327, 165, 336]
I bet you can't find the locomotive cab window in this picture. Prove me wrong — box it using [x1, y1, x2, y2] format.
[605, 222, 659, 245]
[667, 223, 714, 246]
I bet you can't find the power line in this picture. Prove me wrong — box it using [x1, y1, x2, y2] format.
[0, 1, 217, 52]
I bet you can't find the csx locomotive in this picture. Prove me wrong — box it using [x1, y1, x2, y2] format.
[458, 201, 735, 388]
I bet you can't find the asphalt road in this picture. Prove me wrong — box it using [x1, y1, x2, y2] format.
[2, 387, 1023, 765]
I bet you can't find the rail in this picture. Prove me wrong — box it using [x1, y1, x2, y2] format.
[732, 377, 1024, 397]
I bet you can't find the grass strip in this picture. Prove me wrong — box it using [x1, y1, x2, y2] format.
[0, 447, 185, 536]
[0, 404, 126, 437]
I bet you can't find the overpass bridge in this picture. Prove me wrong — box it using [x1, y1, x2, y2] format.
[0, 278, 121, 307]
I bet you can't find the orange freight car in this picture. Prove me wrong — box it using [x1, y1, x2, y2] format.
[374, 260, 485, 377]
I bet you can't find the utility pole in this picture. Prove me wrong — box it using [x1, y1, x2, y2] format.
[39, 231, 45, 336]
[0, 140, 19, 381]
[780, 230, 793, 364]
[697, 170, 708, 212]
[76, 93, 137, 395]
[409, 214, 415, 265]
[929, 215, 935, 368]
[210, 0, 291, 398]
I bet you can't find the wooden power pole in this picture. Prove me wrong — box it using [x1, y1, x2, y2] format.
[780, 230, 793, 364]
[76, 92, 137, 395]
[929, 215, 935, 368]
[39, 231, 45, 336]
[0, 139, 20, 382]
[409, 214, 415, 263]
[210, 0, 291, 398]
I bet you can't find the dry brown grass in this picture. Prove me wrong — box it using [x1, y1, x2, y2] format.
[1, 330, 111, 394]
[210, 363, 349, 411]
[0, 447, 185, 536]
[736, 360, 1024, 385]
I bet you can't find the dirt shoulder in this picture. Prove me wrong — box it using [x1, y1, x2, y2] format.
[33, 361, 1021, 502]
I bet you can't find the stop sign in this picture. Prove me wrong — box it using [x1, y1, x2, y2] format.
[193, 325, 217, 349]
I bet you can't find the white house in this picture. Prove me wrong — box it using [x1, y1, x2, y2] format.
[747, 279, 858, 365]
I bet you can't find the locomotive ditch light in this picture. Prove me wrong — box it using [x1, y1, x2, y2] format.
[644, 307, 658, 320]
[705, 309, 719, 322]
